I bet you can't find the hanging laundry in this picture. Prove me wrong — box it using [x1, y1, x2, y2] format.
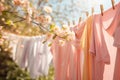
[89, 13, 112, 80]
[80, 16, 93, 80]
[14, 36, 53, 79]
[51, 21, 86, 80]
[27, 37, 53, 78]
[51, 37, 73, 80]
[15, 37, 30, 68]
[99, 2, 120, 80]
[89, 2, 120, 79]
[101, 21, 117, 80]
[106, 2, 120, 80]
[73, 21, 86, 80]
[51, 37, 78, 80]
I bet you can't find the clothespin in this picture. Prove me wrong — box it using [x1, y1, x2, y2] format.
[111, 0, 115, 9]
[79, 17, 82, 23]
[86, 11, 89, 17]
[100, 4, 104, 16]
[91, 7, 94, 15]
[73, 20, 75, 25]
[68, 21, 70, 26]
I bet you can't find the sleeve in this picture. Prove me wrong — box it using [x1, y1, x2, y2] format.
[89, 22, 96, 56]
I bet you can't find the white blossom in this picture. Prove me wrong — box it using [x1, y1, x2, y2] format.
[43, 6, 52, 13]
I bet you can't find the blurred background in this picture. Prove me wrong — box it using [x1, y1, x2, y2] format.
[40, 0, 120, 26]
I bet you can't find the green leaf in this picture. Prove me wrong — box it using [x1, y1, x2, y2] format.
[50, 24, 55, 31]
[5, 20, 13, 25]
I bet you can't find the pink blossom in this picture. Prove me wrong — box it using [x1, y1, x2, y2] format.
[14, 0, 29, 8]
[13, 0, 21, 6]
[45, 32, 54, 41]
[0, 3, 5, 14]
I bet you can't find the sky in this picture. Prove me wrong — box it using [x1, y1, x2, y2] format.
[45, 0, 120, 26]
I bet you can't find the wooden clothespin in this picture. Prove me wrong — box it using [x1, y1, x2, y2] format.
[86, 11, 89, 17]
[68, 21, 70, 26]
[91, 7, 94, 15]
[79, 17, 82, 23]
[100, 4, 104, 16]
[111, 0, 115, 9]
[73, 20, 75, 25]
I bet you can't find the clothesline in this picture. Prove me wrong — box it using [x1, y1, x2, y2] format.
[51, 1, 120, 80]
[68, 0, 117, 26]
[2, 31, 42, 39]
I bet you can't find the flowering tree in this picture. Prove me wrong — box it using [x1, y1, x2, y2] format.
[0, 0, 75, 47]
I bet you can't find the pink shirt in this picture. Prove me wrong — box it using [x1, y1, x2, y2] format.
[73, 22, 86, 80]
[51, 22, 85, 80]
[90, 2, 120, 80]
[90, 14, 110, 64]
[51, 38, 76, 80]
[100, 2, 120, 48]
[90, 14, 117, 80]
[108, 2, 120, 80]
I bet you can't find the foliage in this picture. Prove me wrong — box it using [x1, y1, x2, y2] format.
[38, 66, 54, 80]
[0, 22, 31, 80]
[0, 0, 75, 43]
[0, 46, 31, 80]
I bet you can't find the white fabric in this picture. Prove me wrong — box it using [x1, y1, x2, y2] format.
[3, 32, 53, 79]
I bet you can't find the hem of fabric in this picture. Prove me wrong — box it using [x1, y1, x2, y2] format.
[89, 50, 95, 55]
